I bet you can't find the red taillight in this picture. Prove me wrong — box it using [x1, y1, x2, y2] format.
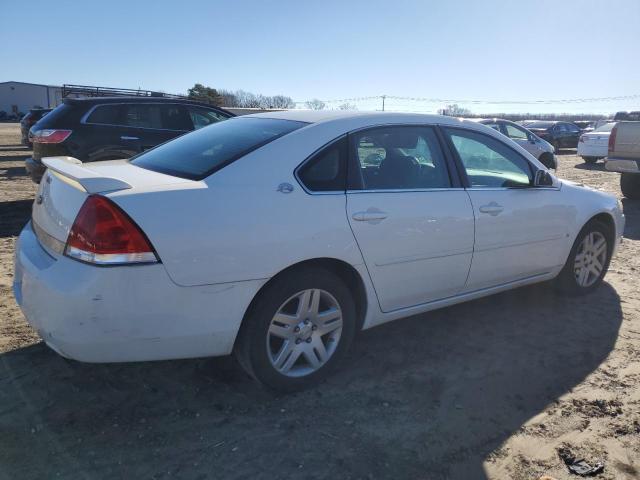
[65, 195, 158, 265]
[32, 129, 72, 144]
[608, 125, 617, 155]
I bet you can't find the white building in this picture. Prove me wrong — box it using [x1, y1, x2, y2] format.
[0, 81, 63, 115]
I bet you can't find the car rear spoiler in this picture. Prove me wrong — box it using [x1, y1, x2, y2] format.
[42, 157, 132, 194]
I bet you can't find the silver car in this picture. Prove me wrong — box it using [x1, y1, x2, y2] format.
[476, 119, 557, 170]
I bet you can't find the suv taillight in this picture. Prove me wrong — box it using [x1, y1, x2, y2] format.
[608, 125, 618, 155]
[32, 129, 72, 144]
[65, 195, 158, 265]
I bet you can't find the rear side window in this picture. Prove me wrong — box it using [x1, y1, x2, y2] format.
[131, 118, 307, 180]
[297, 137, 347, 192]
[122, 104, 163, 129]
[86, 105, 121, 125]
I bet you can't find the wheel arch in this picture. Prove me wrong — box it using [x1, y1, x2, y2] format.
[239, 258, 369, 340]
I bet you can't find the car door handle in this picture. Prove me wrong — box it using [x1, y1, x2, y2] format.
[352, 211, 388, 222]
[479, 202, 504, 216]
[120, 136, 139, 140]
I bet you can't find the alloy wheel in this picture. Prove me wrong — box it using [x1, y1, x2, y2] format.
[266, 289, 343, 377]
[574, 231, 607, 288]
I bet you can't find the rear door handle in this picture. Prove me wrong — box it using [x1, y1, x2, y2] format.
[352, 211, 388, 222]
[479, 202, 504, 216]
[120, 136, 139, 140]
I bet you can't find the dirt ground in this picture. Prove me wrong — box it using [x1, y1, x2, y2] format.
[0, 122, 639, 480]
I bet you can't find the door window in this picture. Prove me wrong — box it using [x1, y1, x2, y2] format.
[349, 126, 450, 190]
[188, 107, 228, 130]
[297, 137, 347, 192]
[161, 105, 192, 131]
[85, 104, 122, 125]
[484, 122, 502, 132]
[444, 128, 532, 188]
[122, 104, 163, 129]
[504, 124, 529, 140]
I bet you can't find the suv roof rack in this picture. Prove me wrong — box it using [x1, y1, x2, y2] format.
[62, 84, 190, 101]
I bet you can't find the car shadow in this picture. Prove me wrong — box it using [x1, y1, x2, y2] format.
[0, 145, 29, 151]
[0, 282, 622, 479]
[0, 199, 33, 237]
[622, 198, 640, 240]
[0, 153, 31, 163]
[0, 166, 27, 178]
[574, 162, 607, 171]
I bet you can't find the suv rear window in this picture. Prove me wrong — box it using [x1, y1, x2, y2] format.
[130, 117, 307, 180]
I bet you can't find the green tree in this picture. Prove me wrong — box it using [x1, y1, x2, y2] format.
[187, 83, 223, 105]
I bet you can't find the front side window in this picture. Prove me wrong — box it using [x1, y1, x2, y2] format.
[122, 104, 163, 129]
[189, 107, 228, 130]
[297, 137, 347, 192]
[444, 128, 532, 188]
[161, 105, 192, 131]
[350, 126, 450, 190]
[131, 117, 307, 180]
[484, 122, 502, 132]
[504, 124, 529, 140]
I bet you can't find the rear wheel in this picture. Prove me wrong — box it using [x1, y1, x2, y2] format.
[620, 173, 640, 199]
[582, 156, 598, 164]
[235, 268, 356, 391]
[553, 140, 561, 153]
[554, 221, 611, 295]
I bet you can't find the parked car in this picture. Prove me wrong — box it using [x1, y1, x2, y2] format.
[614, 111, 640, 122]
[25, 97, 233, 183]
[523, 121, 582, 152]
[577, 122, 616, 163]
[572, 120, 594, 133]
[476, 118, 557, 169]
[14, 111, 624, 391]
[605, 121, 640, 198]
[20, 108, 52, 147]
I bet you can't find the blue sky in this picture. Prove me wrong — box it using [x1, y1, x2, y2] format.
[2, 0, 639, 114]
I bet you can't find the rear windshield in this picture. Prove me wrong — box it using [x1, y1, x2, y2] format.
[594, 122, 616, 133]
[35, 103, 83, 128]
[130, 117, 307, 180]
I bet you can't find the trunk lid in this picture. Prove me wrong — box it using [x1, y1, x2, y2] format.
[32, 157, 203, 253]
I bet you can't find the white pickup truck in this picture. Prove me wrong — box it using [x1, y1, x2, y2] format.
[605, 121, 640, 199]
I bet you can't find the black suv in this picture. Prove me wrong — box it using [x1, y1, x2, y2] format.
[26, 97, 233, 182]
[521, 121, 581, 152]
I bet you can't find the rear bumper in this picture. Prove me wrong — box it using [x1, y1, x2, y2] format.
[605, 158, 640, 174]
[13, 222, 265, 363]
[577, 143, 607, 158]
[25, 157, 45, 183]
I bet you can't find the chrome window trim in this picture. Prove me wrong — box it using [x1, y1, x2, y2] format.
[346, 187, 466, 194]
[80, 102, 228, 132]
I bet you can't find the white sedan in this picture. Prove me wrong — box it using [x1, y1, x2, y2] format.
[14, 111, 624, 390]
[578, 122, 616, 163]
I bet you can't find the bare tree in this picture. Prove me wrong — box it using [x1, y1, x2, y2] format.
[438, 104, 471, 116]
[269, 95, 296, 109]
[337, 102, 357, 110]
[305, 99, 326, 110]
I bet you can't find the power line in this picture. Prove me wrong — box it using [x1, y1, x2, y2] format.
[295, 93, 640, 106]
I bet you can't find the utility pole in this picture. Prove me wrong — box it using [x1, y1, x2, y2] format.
[381, 95, 386, 111]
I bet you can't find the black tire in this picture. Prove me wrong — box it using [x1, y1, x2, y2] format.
[620, 173, 640, 200]
[234, 267, 357, 391]
[583, 156, 598, 164]
[553, 140, 561, 153]
[554, 220, 612, 295]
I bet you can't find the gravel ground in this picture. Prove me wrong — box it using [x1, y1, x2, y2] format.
[0, 122, 639, 480]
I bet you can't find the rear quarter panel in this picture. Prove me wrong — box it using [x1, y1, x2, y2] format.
[109, 122, 367, 287]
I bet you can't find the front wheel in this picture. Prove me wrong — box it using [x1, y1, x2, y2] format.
[235, 268, 356, 391]
[620, 173, 640, 199]
[554, 221, 611, 295]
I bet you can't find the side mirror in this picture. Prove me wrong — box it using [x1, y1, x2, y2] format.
[534, 169, 554, 187]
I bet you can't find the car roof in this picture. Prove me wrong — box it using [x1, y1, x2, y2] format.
[63, 96, 233, 114]
[241, 109, 476, 127]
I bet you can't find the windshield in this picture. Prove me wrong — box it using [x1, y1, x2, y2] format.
[131, 117, 307, 180]
[593, 122, 616, 133]
[524, 121, 554, 129]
